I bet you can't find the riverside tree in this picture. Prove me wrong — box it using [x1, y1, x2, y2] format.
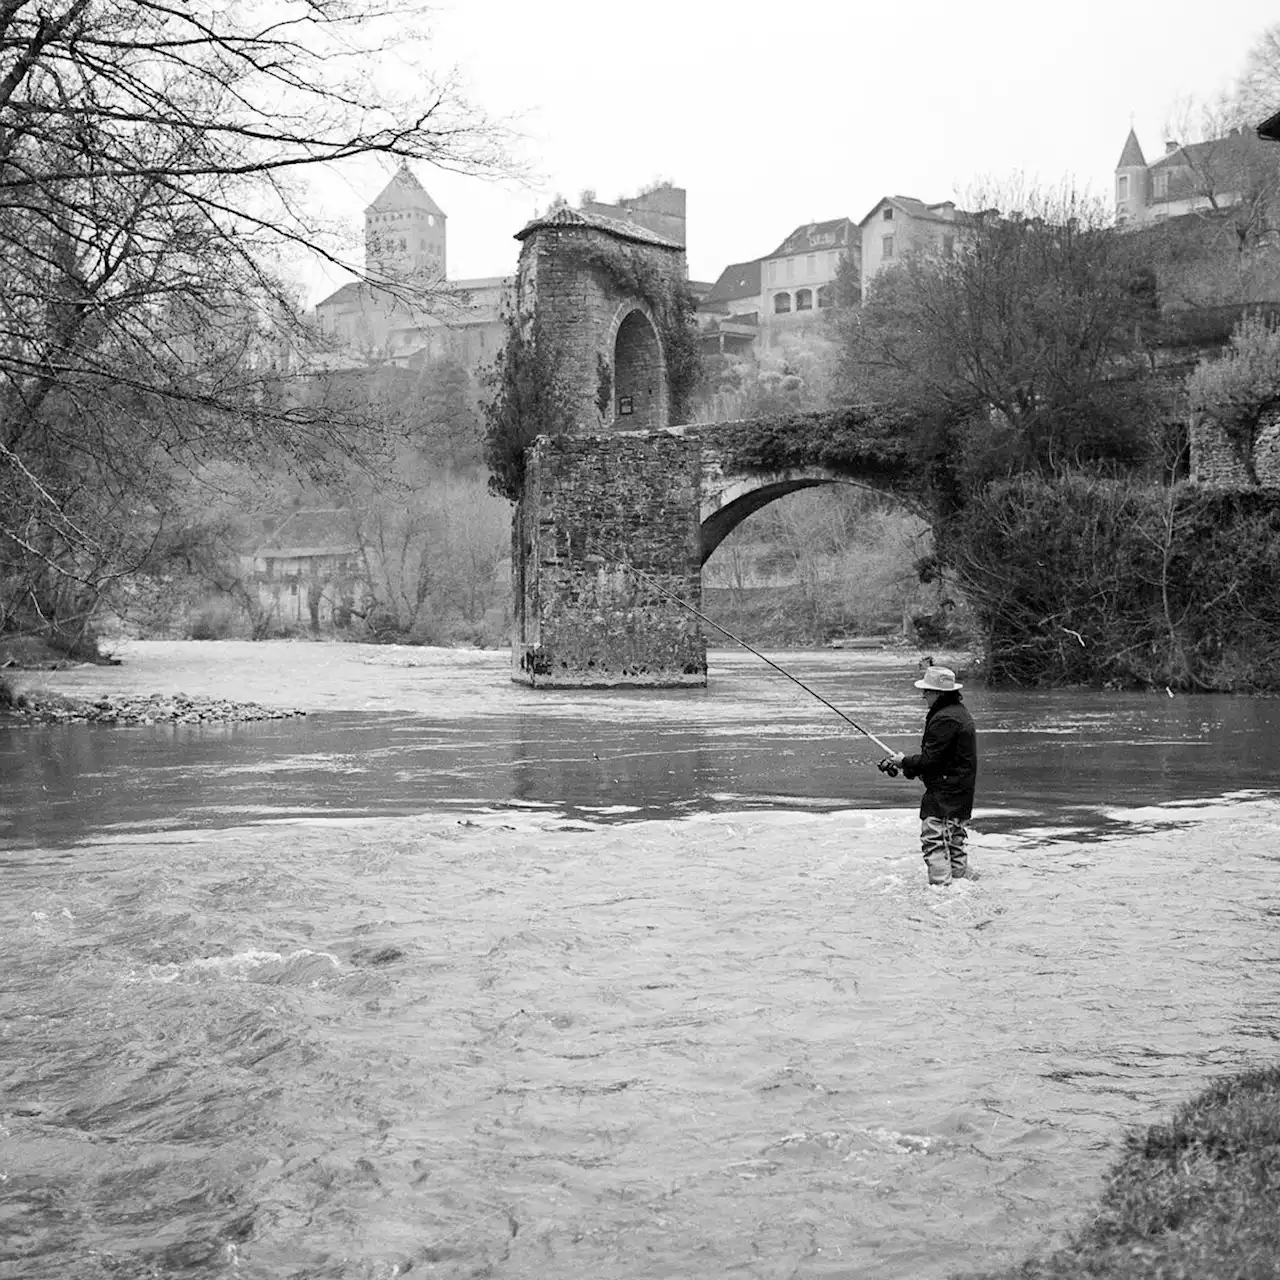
[0, 0, 510, 653]
[833, 183, 1162, 501]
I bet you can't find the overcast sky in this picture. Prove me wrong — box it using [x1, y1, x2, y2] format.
[304, 0, 1279, 302]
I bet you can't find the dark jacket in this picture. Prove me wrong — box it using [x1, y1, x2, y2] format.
[900, 691, 977, 820]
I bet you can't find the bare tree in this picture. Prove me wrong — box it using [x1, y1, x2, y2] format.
[834, 182, 1160, 490]
[0, 0, 511, 651]
[1149, 30, 1280, 306]
[1237, 23, 1280, 123]
[1162, 95, 1280, 254]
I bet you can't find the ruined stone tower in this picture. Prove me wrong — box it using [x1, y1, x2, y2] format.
[512, 205, 685, 431]
[509, 199, 706, 688]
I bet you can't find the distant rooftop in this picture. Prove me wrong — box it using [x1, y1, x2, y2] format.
[1117, 127, 1147, 169]
[366, 164, 445, 218]
[256, 508, 362, 557]
[857, 195, 963, 227]
[765, 217, 857, 259]
[515, 205, 682, 250]
[702, 259, 762, 307]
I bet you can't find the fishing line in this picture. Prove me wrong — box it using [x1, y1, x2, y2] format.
[588, 542, 898, 761]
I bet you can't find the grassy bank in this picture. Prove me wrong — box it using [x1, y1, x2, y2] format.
[961, 1066, 1280, 1279]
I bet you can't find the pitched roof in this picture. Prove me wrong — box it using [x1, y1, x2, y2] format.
[1261, 109, 1280, 142]
[702, 259, 762, 306]
[765, 217, 856, 259]
[256, 509, 363, 557]
[315, 281, 366, 309]
[514, 205, 683, 249]
[1150, 130, 1267, 172]
[366, 165, 446, 218]
[1117, 128, 1146, 169]
[856, 195, 963, 227]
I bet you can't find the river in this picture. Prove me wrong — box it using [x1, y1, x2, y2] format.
[2, 641, 1278, 1279]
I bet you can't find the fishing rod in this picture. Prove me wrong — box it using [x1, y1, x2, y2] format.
[589, 542, 900, 768]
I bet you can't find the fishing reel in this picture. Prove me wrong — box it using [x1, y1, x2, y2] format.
[877, 757, 900, 778]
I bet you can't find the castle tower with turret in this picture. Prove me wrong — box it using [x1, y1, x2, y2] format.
[1115, 128, 1148, 226]
[364, 164, 447, 283]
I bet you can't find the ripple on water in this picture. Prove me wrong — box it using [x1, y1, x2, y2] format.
[2, 799, 1278, 1278]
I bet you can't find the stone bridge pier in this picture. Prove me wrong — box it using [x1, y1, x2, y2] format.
[512, 427, 894, 686]
[507, 202, 909, 687]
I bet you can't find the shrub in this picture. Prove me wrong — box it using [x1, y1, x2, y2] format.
[944, 475, 1280, 689]
[1188, 312, 1280, 484]
[187, 597, 243, 640]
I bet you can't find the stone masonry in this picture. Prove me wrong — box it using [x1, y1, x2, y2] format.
[507, 202, 918, 688]
[510, 204, 701, 686]
[513, 433, 704, 686]
[1190, 407, 1280, 486]
[512, 208, 684, 434]
[507, 202, 921, 687]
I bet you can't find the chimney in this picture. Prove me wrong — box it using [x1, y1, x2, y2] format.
[1165, 139, 1179, 154]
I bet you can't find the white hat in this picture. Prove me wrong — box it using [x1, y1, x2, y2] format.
[914, 665, 962, 691]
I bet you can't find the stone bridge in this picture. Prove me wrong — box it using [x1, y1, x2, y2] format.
[508, 206, 914, 687]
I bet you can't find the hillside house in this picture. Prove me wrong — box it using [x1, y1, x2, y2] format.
[858, 196, 964, 299]
[760, 218, 859, 345]
[247, 509, 371, 634]
[1115, 125, 1278, 227]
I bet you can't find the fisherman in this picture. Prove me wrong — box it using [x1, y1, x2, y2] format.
[885, 666, 978, 887]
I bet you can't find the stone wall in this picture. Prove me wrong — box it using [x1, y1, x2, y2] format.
[1190, 407, 1280, 486]
[512, 433, 704, 687]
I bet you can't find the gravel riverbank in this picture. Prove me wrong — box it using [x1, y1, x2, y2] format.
[0, 689, 305, 727]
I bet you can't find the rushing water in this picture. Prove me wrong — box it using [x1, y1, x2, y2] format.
[2, 644, 1279, 1279]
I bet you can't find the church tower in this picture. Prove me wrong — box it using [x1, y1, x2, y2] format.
[364, 164, 447, 283]
[1115, 128, 1148, 227]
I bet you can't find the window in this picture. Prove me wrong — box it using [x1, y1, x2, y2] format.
[882, 235, 895, 259]
[427, 214, 435, 227]
[399, 238, 407, 250]
[883, 207, 894, 220]
[773, 292, 791, 314]
[795, 288, 813, 311]
[817, 284, 834, 308]
[806, 254, 816, 275]
[785, 258, 795, 282]
[768, 260, 778, 284]
[942, 235, 954, 258]
[1117, 174, 1129, 201]
[1154, 172, 1168, 199]
[828, 251, 839, 270]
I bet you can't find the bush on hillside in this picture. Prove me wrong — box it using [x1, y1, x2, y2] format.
[944, 475, 1280, 690]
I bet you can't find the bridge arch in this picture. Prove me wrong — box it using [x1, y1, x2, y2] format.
[699, 465, 906, 566]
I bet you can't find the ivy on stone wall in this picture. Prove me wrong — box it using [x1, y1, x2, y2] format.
[711, 407, 923, 492]
[481, 311, 577, 503]
[560, 238, 703, 423]
[595, 352, 613, 420]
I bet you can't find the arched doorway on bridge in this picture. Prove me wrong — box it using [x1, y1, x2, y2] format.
[612, 309, 667, 431]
